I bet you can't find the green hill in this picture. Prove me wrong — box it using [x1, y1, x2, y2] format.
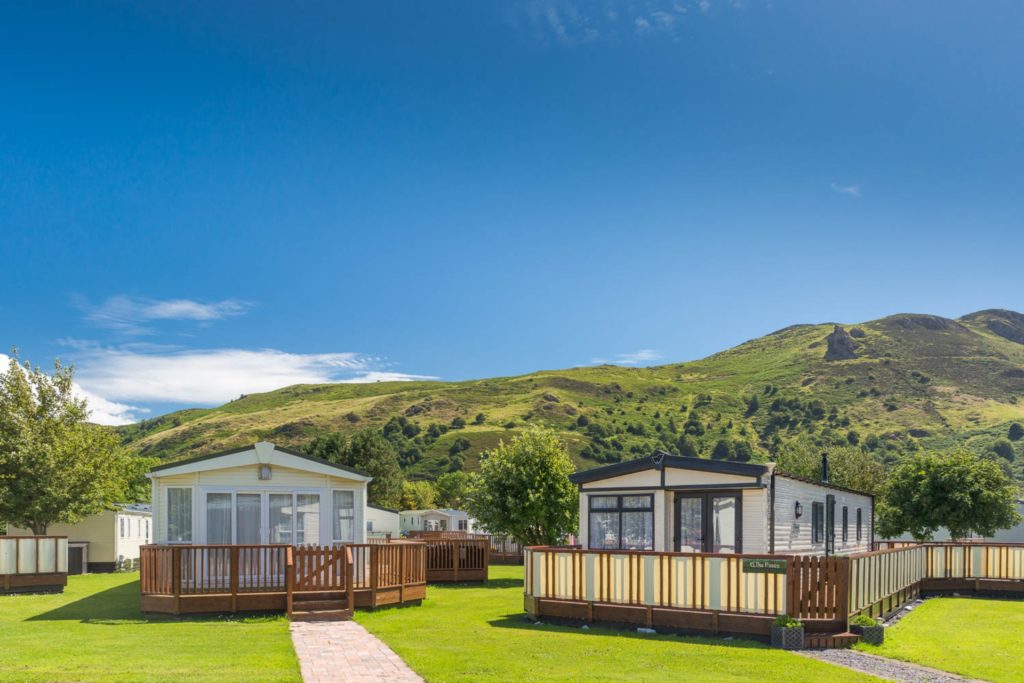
[118, 309, 1024, 481]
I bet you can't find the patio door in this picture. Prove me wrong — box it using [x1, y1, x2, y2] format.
[674, 492, 742, 553]
[236, 493, 263, 544]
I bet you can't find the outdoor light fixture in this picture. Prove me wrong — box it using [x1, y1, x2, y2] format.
[794, 501, 803, 518]
[258, 464, 272, 480]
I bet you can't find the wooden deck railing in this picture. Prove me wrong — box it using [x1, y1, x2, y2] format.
[525, 543, 1024, 637]
[0, 536, 69, 593]
[486, 535, 524, 565]
[421, 538, 489, 582]
[140, 542, 427, 615]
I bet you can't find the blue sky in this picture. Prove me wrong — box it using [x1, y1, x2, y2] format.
[2, 1, 1022, 424]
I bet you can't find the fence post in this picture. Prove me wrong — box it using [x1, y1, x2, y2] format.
[453, 541, 460, 583]
[230, 546, 239, 613]
[285, 547, 294, 616]
[399, 544, 406, 604]
[483, 538, 490, 580]
[171, 547, 181, 615]
[346, 546, 355, 612]
[370, 545, 379, 608]
[836, 556, 851, 629]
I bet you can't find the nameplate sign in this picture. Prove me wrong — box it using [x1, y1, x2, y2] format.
[741, 558, 788, 574]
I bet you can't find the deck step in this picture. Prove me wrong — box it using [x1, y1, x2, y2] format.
[803, 632, 860, 649]
[290, 609, 352, 622]
[290, 599, 349, 612]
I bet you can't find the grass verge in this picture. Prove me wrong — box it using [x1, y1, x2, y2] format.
[356, 565, 879, 682]
[854, 596, 1024, 683]
[0, 572, 300, 683]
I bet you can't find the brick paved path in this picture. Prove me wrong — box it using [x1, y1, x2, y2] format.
[290, 620, 423, 683]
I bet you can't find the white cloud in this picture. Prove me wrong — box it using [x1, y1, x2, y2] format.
[591, 349, 663, 366]
[831, 183, 862, 198]
[634, 16, 652, 33]
[0, 352, 143, 426]
[83, 295, 250, 333]
[67, 345, 437, 411]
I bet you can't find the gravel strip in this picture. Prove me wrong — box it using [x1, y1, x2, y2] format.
[796, 649, 975, 683]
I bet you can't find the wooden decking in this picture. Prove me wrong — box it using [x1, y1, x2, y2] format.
[524, 543, 1024, 648]
[140, 541, 427, 616]
[1, 536, 68, 594]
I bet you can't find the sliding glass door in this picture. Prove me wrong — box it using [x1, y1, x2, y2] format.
[204, 491, 323, 545]
[674, 492, 742, 553]
[236, 494, 263, 545]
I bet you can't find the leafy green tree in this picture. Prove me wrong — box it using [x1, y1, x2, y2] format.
[877, 450, 1022, 541]
[675, 434, 699, 458]
[473, 413, 486, 425]
[992, 439, 1016, 461]
[774, 438, 886, 496]
[731, 440, 754, 462]
[449, 436, 472, 456]
[468, 427, 577, 545]
[400, 480, 437, 510]
[306, 430, 404, 508]
[710, 439, 731, 460]
[1009, 422, 1024, 442]
[435, 471, 479, 509]
[0, 353, 136, 534]
[451, 416, 466, 429]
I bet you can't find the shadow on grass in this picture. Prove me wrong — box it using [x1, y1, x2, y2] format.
[27, 580, 283, 626]
[485, 612, 769, 651]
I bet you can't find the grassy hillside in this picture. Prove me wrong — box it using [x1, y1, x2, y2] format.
[119, 309, 1024, 481]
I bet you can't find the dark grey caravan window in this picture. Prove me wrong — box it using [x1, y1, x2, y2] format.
[856, 508, 863, 542]
[811, 501, 825, 544]
[589, 494, 654, 550]
[842, 506, 849, 542]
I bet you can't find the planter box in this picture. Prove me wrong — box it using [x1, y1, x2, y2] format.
[852, 624, 885, 646]
[770, 625, 805, 650]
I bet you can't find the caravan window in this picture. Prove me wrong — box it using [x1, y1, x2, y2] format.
[811, 501, 824, 544]
[167, 488, 193, 543]
[588, 495, 654, 551]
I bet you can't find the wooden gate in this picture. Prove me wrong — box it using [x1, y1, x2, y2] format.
[786, 555, 849, 625]
[293, 546, 349, 592]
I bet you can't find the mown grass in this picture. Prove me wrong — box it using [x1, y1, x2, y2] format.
[356, 565, 879, 682]
[854, 597, 1024, 683]
[0, 573, 300, 683]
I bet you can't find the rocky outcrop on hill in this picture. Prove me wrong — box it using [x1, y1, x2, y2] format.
[824, 325, 858, 361]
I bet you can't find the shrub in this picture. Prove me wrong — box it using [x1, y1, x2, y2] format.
[474, 413, 486, 425]
[850, 614, 878, 628]
[992, 439, 1016, 461]
[451, 416, 466, 429]
[1009, 422, 1024, 442]
[772, 615, 801, 628]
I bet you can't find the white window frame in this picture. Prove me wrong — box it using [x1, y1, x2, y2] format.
[166, 487, 195, 544]
[197, 487, 326, 545]
[331, 489, 357, 544]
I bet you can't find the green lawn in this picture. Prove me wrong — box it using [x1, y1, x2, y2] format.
[855, 597, 1024, 683]
[356, 565, 878, 682]
[0, 573, 301, 683]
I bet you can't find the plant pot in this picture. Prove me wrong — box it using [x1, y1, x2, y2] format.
[771, 625, 805, 650]
[852, 624, 885, 646]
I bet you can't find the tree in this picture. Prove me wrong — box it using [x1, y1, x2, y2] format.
[435, 471, 479, 509]
[774, 438, 886, 496]
[876, 450, 1022, 541]
[449, 436, 471, 456]
[710, 439, 731, 460]
[468, 427, 577, 545]
[473, 413, 486, 425]
[306, 430, 404, 508]
[401, 480, 437, 510]
[992, 439, 1016, 461]
[1008, 423, 1024, 442]
[0, 353, 136, 534]
[451, 416, 466, 429]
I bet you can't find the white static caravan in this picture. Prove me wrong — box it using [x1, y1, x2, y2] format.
[570, 451, 873, 556]
[365, 504, 400, 537]
[148, 442, 372, 546]
[6, 504, 152, 573]
[400, 509, 475, 534]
